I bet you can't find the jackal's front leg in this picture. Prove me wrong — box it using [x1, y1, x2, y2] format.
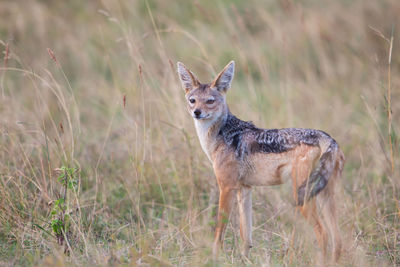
[237, 186, 252, 257]
[213, 188, 235, 258]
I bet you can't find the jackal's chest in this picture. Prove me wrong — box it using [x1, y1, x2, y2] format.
[194, 120, 218, 161]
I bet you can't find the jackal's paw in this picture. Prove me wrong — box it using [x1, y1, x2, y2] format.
[212, 242, 219, 261]
[239, 253, 253, 265]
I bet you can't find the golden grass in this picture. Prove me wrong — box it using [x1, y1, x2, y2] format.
[0, 0, 399, 266]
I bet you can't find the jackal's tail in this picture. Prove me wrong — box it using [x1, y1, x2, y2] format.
[297, 136, 345, 206]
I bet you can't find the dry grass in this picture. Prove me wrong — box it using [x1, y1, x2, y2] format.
[0, 0, 399, 266]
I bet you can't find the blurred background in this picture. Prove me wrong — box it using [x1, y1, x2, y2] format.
[0, 0, 399, 266]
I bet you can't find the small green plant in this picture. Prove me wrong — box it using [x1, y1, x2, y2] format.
[50, 166, 78, 252]
[57, 166, 78, 190]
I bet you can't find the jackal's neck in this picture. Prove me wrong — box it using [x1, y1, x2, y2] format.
[194, 107, 229, 161]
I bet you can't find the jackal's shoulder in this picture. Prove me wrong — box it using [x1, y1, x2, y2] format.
[218, 113, 335, 159]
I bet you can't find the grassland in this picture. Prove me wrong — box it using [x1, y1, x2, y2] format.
[0, 0, 399, 266]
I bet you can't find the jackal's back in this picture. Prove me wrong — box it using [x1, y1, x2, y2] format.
[218, 113, 336, 159]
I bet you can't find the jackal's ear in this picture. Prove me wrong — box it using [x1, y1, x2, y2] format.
[212, 61, 235, 93]
[177, 62, 200, 93]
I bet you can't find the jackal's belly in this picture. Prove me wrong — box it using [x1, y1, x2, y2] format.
[242, 151, 294, 186]
[241, 144, 321, 187]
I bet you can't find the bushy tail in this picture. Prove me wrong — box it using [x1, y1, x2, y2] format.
[297, 137, 341, 206]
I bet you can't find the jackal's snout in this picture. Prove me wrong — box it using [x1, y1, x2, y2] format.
[193, 109, 202, 118]
[192, 108, 210, 120]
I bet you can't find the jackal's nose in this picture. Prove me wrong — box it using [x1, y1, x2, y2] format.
[193, 109, 201, 118]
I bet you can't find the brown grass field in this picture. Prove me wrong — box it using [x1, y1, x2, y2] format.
[0, 0, 399, 266]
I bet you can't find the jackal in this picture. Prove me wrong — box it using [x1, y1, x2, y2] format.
[177, 61, 344, 262]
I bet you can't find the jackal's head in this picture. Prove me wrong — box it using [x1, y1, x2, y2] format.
[177, 61, 234, 121]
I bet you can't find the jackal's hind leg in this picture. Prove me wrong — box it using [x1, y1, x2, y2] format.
[320, 178, 342, 262]
[299, 199, 328, 258]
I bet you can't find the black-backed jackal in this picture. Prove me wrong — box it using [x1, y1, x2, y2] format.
[177, 61, 344, 263]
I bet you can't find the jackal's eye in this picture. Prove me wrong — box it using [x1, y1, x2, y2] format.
[206, 99, 215, 104]
[189, 98, 195, 104]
